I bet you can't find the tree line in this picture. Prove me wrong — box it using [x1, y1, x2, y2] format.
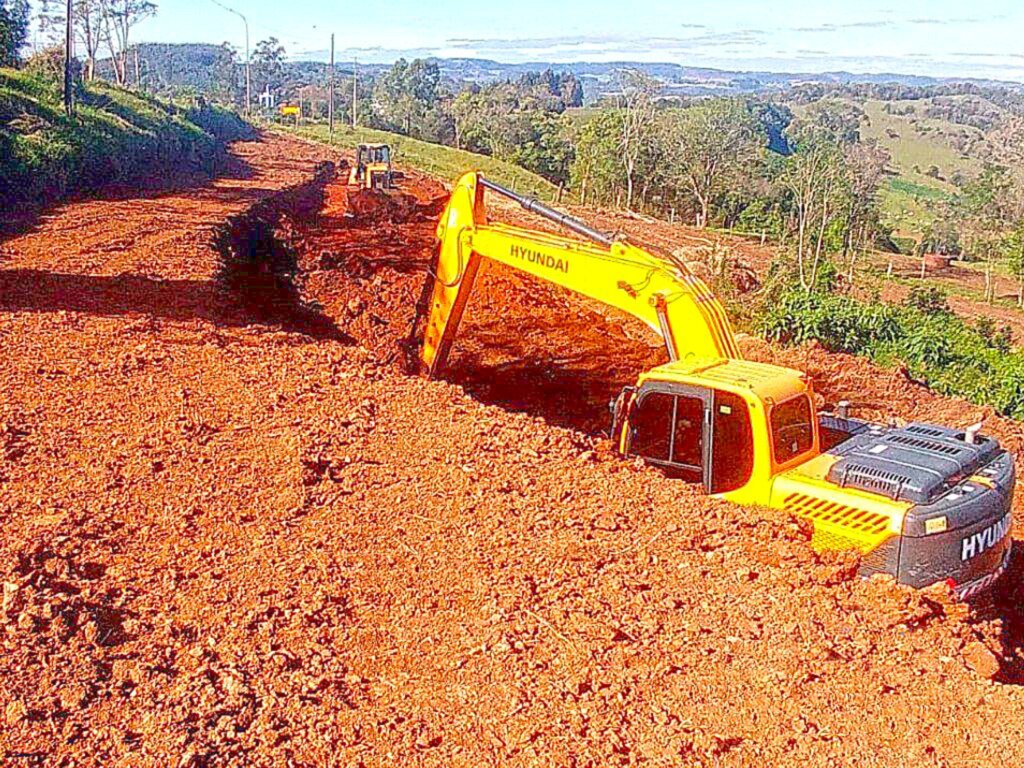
[7, 16, 1024, 300]
[26, 0, 155, 84]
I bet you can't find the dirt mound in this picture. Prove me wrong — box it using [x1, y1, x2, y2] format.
[344, 186, 441, 224]
[3, 138, 1024, 766]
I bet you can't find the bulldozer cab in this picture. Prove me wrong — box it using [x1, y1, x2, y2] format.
[350, 143, 393, 190]
[357, 143, 391, 169]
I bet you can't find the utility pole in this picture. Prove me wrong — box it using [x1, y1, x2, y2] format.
[352, 57, 357, 128]
[209, 0, 250, 114]
[243, 17, 250, 115]
[63, 0, 74, 116]
[328, 33, 335, 134]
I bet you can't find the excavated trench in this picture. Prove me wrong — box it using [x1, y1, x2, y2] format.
[211, 160, 350, 342]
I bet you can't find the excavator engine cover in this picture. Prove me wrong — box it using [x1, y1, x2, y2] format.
[827, 422, 1001, 504]
[827, 421, 1014, 594]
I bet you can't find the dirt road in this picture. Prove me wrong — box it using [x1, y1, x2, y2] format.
[3, 133, 1024, 766]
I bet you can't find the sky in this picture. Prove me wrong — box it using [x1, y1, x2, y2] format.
[134, 0, 1024, 81]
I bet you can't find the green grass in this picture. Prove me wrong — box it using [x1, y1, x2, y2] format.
[855, 100, 981, 240]
[878, 178, 955, 239]
[887, 177, 952, 201]
[1, 68, 250, 214]
[283, 123, 563, 201]
[857, 99, 981, 190]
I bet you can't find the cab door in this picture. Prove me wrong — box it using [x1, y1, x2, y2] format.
[626, 385, 712, 489]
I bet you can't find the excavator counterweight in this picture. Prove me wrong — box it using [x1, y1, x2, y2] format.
[418, 171, 1015, 599]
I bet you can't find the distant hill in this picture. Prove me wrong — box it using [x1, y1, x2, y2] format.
[429, 58, 995, 100]
[117, 44, 1024, 104]
[786, 90, 1024, 238]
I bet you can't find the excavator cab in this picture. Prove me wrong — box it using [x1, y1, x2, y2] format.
[349, 143, 394, 190]
[419, 171, 1015, 600]
[614, 383, 757, 493]
[611, 358, 817, 498]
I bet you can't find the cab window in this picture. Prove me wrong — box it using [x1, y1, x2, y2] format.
[629, 391, 705, 483]
[672, 397, 704, 468]
[710, 391, 754, 493]
[771, 395, 814, 464]
[631, 392, 673, 462]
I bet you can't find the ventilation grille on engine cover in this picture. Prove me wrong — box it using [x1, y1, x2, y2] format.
[903, 424, 946, 438]
[837, 463, 914, 500]
[783, 493, 891, 553]
[886, 433, 961, 456]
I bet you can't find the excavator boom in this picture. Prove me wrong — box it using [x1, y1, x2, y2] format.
[421, 173, 741, 377]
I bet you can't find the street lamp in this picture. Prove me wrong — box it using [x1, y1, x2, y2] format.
[209, 0, 251, 114]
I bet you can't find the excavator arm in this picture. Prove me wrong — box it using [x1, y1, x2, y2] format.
[420, 172, 742, 377]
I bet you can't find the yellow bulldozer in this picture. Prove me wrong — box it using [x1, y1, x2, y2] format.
[419, 172, 1015, 599]
[348, 143, 397, 190]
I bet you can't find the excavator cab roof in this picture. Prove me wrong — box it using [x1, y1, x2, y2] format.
[640, 357, 812, 405]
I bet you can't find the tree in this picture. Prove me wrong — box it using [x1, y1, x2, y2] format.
[506, 111, 573, 184]
[74, 0, 105, 80]
[252, 37, 285, 95]
[796, 99, 864, 145]
[661, 99, 762, 227]
[614, 70, 658, 210]
[515, 68, 583, 110]
[840, 139, 889, 282]
[211, 42, 238, 103]
[371, 58, 449, 141]
[955, 164, 1020, 301]
[1004, 221, 1024, 307]
[569, 110, 625, 206]
[780, 131, 850, 292]
[0, 0, 30, 65]
[99, 0, 156, 85]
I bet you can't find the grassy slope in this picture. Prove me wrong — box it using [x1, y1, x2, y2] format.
[286, 123, 562, 200]
[858, 99, 981, 188]
[1, 68, 249, 213]
[857, 99, 980, 239]
[791, 97, 989, 239]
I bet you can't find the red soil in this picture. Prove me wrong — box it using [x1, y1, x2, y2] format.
[2, 134, 1024, 766]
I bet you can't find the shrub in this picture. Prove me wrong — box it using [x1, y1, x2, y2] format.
[907, 285, 951, 316]
[759, 289, 900, 353]
[976, 318, 1014, 353]
[890, 236, 917, 255]
[22, 46, 66, 82]
[758, 284, 1024, 419]
[1, 69, 250, 217]
[736, 198, 785, 239]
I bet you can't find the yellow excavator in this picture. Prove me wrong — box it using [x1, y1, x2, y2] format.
[420, 172, 1015, 599]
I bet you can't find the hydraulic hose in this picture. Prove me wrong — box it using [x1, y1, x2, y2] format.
[478, 176, 615, 247]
